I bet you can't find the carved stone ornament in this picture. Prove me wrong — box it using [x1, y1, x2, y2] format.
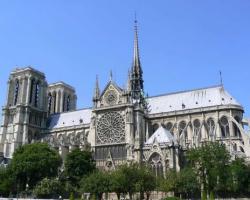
[104, 89, 118, 105]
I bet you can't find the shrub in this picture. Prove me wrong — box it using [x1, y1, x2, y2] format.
[162, 197, 181, 200]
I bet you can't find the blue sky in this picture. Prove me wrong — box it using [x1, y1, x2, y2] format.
[0, 1, 250, 116]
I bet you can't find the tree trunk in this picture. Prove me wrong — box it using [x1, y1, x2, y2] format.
[116, 193, 121, 200]
[129, 192, 133, 200]
[97, 193, 103, 200]
[140, 190, 144, 200]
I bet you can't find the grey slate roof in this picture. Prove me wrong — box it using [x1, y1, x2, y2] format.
[48, 108, 92, 129]
[48, 85, 242, 129]
[147, 85, 241, 114]
[145, 126, 176, 145]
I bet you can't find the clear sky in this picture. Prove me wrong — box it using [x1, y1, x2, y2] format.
[0, 1, 250, 117]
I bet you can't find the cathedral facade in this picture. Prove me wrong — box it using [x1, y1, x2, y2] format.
[1, 23, 250, 175]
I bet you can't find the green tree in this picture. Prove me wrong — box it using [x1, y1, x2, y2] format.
[116, 163, 140, 200]
[9, 142, 62, 192]
[33, 177, 64, 198]
[111, 163, 156, 200]
[158, 169, 178, 193]
[80, 170, 111, 200]
[136, 165, 156, 200]
[227, 158, 250, 197]
[187, 142, 230, 199]
[175, 167, 199, 198]
[0, 166, 13, 197]
[64, 149, 95, 188]
[110, 169, 126, 200]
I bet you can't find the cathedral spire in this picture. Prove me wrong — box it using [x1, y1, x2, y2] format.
[131, 17, 144, 101]
[93, 75, 100, 100]
[132, 17, 142, 77]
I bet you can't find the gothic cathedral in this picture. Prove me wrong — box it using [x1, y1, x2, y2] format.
[1, 21, 250, 176]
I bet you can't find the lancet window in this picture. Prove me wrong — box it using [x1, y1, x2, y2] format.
[233, 116, 241, 137]
[13, 79, 19, 105]
[206, 118, 216, 139]
[66, 95, 71, 111]
[34, 81, 40, 107]
[178, 121, 187, 143]
[148, 153, 163, 177]
[220, 116, 230, 138]
[53, 92, 57, 113]
[193, 119, 202, 143]
[29, 79, 35, 104]
[48, 93, 52, 114]
[166, 122, 174, 135]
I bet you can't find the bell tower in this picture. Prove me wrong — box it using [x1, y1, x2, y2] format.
[48, 82, 77, 115]
[0, 67, 48, 160]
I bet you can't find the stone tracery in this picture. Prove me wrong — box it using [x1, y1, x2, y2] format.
[96, 112, 125, 144]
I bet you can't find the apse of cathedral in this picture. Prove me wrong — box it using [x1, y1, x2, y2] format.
[1, 21, 250, 175]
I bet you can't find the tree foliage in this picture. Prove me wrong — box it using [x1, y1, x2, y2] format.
[110, 168, 127, 200]
[187, 142, 230, 198]
[64, 149, 95, 187]
[33, 177, 64, 198]
[159, 167, 199, 199]
[9, 142, 62, 192]
[226, 158, 250, 197]
[135, 165, 156, 200]
[175, 167, 199, 198]
[80, 170, 111, 200]
[158, 169, 178, 193]
[2, 141, 250, 199]
[0, 166, 13, 196]
[80, 163, 156, 200]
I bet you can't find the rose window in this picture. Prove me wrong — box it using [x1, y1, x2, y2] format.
[104, 90, 118, 105]
[96, 112, 125, 144]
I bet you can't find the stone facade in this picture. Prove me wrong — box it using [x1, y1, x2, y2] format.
[0, 22, 250, 176]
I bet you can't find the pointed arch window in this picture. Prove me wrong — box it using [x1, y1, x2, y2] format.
[193, 119, 202, 144]
[53, 92, 57, 113]
[150, 123, 159, 138]
[233, 117, 241, 137]
[148, 153, 163, 177]
[179, 121, 187, 143]
[48, 93, 52, 114]
[29, 79, 35, 104]
[63, 93, 66, 112]
[28, 130, 33, 144]
[34, 81, 40, 107]
[14, 79, 19, 105]
[152, 123, 159, 133]
[206, 118, 216, 139]
[66, 95, 71, 111]
[220, 116, 230, 138]
[166, 122, 174, 135]
[233, 143, 237, 152]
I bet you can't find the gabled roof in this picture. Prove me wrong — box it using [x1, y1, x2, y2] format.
[145, 126, 176, 145]
[147, 85, 242, 115]
[100, 80, 123, 98]
[48, 108, 92, 129]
